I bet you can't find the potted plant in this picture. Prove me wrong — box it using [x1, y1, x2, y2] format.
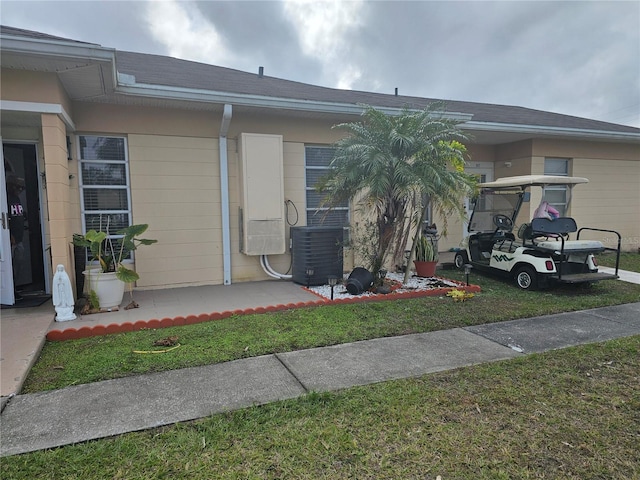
[413, 234, 438, 277]
[73, 223, 157, 310]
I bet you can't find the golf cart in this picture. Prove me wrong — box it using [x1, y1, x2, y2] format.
[454, 175, 621, 290]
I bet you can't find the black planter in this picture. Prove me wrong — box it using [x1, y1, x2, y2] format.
[345, 267, 374, 295]
[73, 244, 86, 298]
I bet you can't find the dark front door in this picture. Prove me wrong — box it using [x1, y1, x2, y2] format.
[3, 143, 46, 294]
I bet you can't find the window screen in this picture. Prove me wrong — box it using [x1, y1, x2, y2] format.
[305, 146, 349, 227]
[79, 136, 132, 255]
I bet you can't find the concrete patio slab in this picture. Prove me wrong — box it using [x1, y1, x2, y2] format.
[0, 305, 54, 398]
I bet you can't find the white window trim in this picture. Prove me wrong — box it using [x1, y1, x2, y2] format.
[544, 157, 570, 215]
[78, 134, 133, 263]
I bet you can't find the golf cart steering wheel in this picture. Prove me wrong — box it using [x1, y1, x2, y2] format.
[493, 214, 513, 230]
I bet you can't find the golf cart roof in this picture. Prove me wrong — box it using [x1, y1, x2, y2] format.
[478, 175, 589, 189]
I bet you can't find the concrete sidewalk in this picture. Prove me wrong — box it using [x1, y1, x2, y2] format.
[1, 302, 639, 457]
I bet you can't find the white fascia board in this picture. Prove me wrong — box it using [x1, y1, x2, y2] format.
[116, 83, 474, 121]
[0, 36, 115, 62]
[463, 120, 640, 143]
[0, 100, 76, 130]
[1, 36, 118, 90]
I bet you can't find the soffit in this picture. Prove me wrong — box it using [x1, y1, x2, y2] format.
[1, 50, 115, 100]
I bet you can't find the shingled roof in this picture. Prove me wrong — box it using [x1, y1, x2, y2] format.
[2, 25, 639, 135]
[0, 25, 98, 46]
[115, 50, 640, 134]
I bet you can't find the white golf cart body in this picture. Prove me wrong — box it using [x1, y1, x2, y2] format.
[456, 175, 621, 289]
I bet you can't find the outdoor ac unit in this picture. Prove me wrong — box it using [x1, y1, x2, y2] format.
[238, 133, 285, 255]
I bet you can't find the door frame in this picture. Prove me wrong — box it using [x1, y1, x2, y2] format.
[2, 140, 50, 296]
[1, 137, 15, 304]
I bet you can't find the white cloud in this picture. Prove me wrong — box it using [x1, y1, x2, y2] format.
[145, 0, 231, 65]
[1, 0, 637, 126]
[283, 0, 365, 89]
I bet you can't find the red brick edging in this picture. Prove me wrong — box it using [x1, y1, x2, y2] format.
[47, 283, 481, 341]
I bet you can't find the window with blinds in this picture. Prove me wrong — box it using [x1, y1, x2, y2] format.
[79, 135, 131, 244]
[305, 146, 349, 227]
[544, 158, 570, 216]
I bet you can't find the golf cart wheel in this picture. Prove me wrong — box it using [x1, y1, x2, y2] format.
[514, 266, 538, 290]
[454, 252, 468, 269]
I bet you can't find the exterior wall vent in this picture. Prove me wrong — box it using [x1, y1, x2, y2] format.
[291, 226, 344, 286]
[238, 133, 285, 255]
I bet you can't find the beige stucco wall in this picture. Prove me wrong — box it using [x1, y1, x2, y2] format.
[531, 139, 640, 251]
[1, 68, 72, 115]
[41, 113, 75, 274]
[126, 132, 335, 288]
[1, 68, 73, 167]
[127, 134, 221, 287]
[73, 103, 217, 138]
[71, 105, 354, 288]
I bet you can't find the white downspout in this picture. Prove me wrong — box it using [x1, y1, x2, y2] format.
[219, 104, 233, 285]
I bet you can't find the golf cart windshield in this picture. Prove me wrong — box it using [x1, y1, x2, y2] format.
[469, 190, 522, 233]
[469, 175, 590, 234]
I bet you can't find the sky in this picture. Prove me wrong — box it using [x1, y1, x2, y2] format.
[2, 0, 639, 127]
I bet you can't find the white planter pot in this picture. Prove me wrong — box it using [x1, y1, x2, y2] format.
[83, 270, 125, 308]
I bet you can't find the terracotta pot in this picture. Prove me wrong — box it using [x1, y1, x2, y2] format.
[413, 260, 437, 277]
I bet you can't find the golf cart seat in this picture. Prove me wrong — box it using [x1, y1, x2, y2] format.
[530, 217, 605, 253]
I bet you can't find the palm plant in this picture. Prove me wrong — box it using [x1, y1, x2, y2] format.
[318, 104, 475, 278]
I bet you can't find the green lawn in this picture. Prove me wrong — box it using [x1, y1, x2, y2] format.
[22, 268, 640, 393]
[7, 259, 640, 477]
[597, 251, 640, 272]
[4, 336, 639, 479]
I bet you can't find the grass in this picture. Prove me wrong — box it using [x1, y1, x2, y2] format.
[597, 251, 640, 272]
[22, 268, 640, 393]
[4, 336, 639, 479]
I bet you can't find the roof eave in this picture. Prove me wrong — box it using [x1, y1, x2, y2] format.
[115, 82, 475, 120]
[463, 120, 640, 143]
[0, 34, 118, 91]
[1, 34, 115, 62]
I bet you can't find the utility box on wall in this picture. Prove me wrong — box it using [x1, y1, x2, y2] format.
[238, 133, 286, 255]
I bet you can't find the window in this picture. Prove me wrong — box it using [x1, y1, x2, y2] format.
[79, 135, 131, 254]
[544, 158, 570, 215]
[305, 146, 349, 227]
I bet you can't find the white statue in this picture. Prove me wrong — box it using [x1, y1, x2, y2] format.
[53, 264, 76, 321]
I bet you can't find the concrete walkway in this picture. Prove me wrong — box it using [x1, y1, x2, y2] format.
[1, 302, 639, 457]
[0, 280, 321, 399]
[599, 265, 640, 284]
